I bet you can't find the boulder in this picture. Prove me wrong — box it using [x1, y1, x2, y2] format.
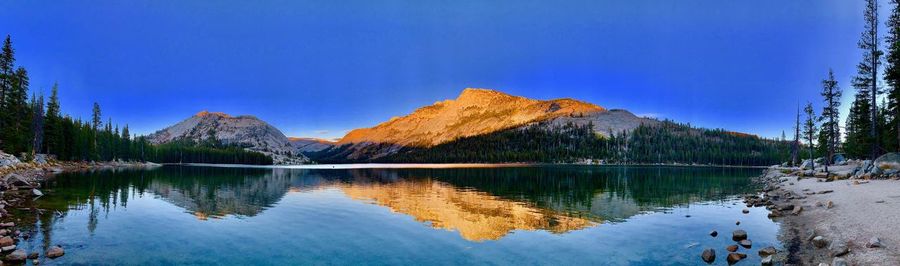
[0, 237, 13, 247]
[726, 245, 738, 252]
[700, 248, 715, 264]
[832, 257, 848, 266]
[31, 189, 43, 197]
[742, 208, 749, 214]
[46, 245, 64, 258]
[874, 152, 900, 173]
[709, 230, 717, 237]
[832, 154, 847, 165]
[830, 242, 849, 257]
[758, 246, 777, 256]
[801, 159, 815, 170]
[738, 239, 752, 248]
[792, 205, 803, 215]
[32, 154, 49, 165]
[732, 230, 748, 241]
[27, 252, 37, 259]
[813, 236, 829, 248]
[4, 174, 30, 187]
[779, 204, 795, 211]
[0, 245, 14, 252]
[0, 152, 21, 168]
[867, 237, 882, 248]
[4, 249, 26, 261]
[761, 255, 773, 266]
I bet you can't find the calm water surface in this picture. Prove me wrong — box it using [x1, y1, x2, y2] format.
[17, 165, 779, 265]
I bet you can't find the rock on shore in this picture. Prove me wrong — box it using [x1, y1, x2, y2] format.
[0, 150, 159, 262]
[754, 162, 900, 265]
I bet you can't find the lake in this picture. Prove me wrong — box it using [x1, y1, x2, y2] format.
[16, 165, 779, 265]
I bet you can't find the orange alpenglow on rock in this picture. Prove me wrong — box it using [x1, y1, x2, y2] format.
[338, 179, 596, 241]
[338, 88, 604, 150]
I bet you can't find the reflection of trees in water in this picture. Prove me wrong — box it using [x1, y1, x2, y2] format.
[37, 166, 296, 223]
[329, 167, 761, 222]
[22, 166, 760, 244]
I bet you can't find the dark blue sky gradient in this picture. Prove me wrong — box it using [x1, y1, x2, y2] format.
[0, 0, 880, 139]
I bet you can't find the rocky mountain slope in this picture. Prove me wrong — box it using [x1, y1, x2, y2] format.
[288, 137, 335, 153]
[328, 88, 654, 160]
[148, 111, 307, 164]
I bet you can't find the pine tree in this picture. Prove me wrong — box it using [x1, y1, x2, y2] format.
[856, 0, 883, 159]
[0, 36, 14, 150]
[44, 83, 62, 155]
[886, 0, 900, 152]
[820, 69, 841, 174]
[30, 93, 44, 155]
[792, 105, 801, 165]
[1, 67, 31, 155]
[803, 102, 818, 169]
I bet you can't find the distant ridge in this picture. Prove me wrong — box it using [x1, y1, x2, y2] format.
[148, 111, 308, 165]
[325, 88, 654, 160]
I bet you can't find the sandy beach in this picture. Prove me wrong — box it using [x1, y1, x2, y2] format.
[757, 164, 900, 265]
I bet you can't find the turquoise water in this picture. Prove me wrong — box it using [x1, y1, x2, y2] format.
[17, 165, 779, 265]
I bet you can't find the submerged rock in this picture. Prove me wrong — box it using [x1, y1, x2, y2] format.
[46, 245, 64, 258]
[758, 246, 777, 256]
[700, 248, 715, 264]
[726, 252, 746, 264]
[709, 230, 718, 237]
[726, 245, 738, 252]
[5, 249, 26, 261]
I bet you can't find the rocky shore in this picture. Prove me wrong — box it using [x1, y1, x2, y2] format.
[752, 156, 900, 265]
[0, 151, 159, 264]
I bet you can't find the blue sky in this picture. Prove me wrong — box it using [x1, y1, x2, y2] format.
[0, 0, 881, 140]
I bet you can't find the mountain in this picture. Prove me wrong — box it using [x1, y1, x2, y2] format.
[320, 88, 657, 160]
[148, 111, 308, 165]
[288, 137, 335, 153]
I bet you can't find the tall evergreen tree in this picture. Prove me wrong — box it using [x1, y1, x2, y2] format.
[1, 67, 31, 155]
[0, 36, 15, 149]
[886, 0, 900, 152]
[44, 83, 62, 155]
[30, 93, 44, 155]
[803, 102, 818, 170]
[820, 70, 841, 174]
[856, 0, 883, 159]
[792, 105, 801, 165]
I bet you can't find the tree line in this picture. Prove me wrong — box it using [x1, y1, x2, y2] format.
[793, 0, 900, 171]
[0, 35, 272, 165]
[322, 120, 790, 166]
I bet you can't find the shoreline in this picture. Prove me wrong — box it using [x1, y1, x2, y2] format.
[752, 164, 900, 265]
[165, 162, 770, 169]
[0, 157, 160, 263]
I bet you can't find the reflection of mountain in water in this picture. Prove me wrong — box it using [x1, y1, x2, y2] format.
[339, 179, 593, 241]
[32, 165, 760, 242]
[148, 168, 295, 219]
